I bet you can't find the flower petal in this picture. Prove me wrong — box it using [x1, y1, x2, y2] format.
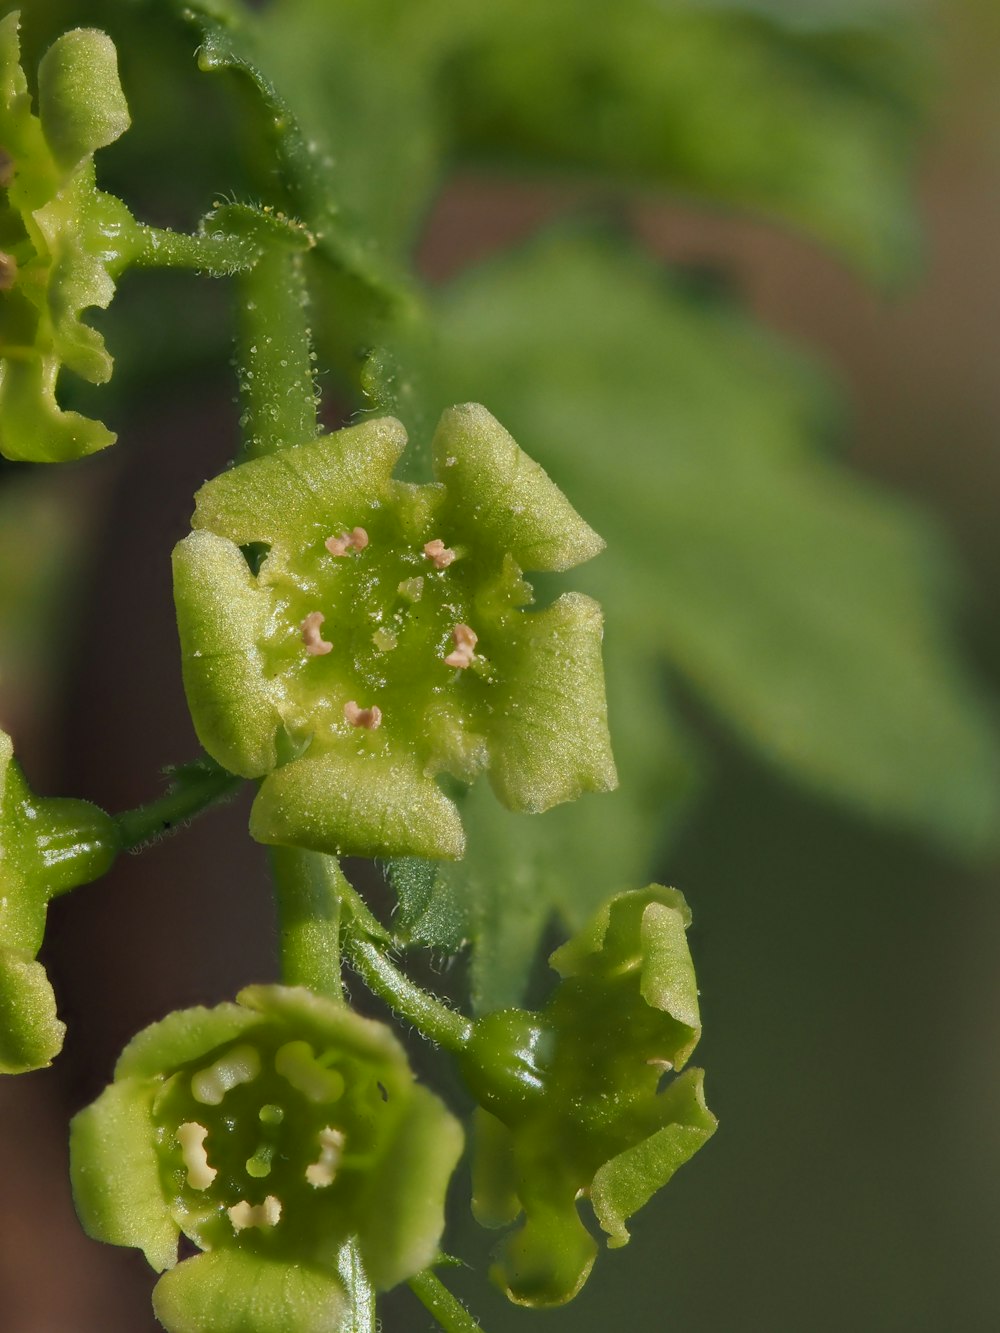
[589, 1067, 717, 1248]
[152, 1251, 345, 1333]
[432, 403, 604, 572]
[173, 529, 282, 777]
[487, 592, 617, 812]
[192, 418, 407, 548]
[238, 983, 408, 1075]
[70, 1078, 179, 1271]
[250, 750, 465, 860]
[0, 947, 64, 1073]
[359, 1083, 464, 1290]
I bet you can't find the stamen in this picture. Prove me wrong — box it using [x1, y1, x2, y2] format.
[646, 1058, 673, 1072]
[444, 623, 477, 669]
[372, 628, 397, 653]
[423, 538, 456, 569]
[305, 1126, 346, 1188]
[177, 1122, 216, 1190]
[228, 1195, 281, 1232]
[301, 610, 333, 656]
[325, 526, 369, 557]
[344, 700, 382, 730]
[191, 1044, 262, 1105]
[275, 1040, 346, 1103]
[0, 252, 17, 292]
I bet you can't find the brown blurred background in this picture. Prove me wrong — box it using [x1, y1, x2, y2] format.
[2, 2, 1000, 1329]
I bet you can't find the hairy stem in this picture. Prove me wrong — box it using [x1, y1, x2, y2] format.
[236, 245, 319, 460]
[114, 758, 243, 852]
[342, 914, 472, 1053]
[133, 223, 262, 276]
[409, 1269, 485, 1333]
[270, 847, 343, 999]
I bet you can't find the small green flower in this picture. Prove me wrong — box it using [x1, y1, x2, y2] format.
[458, 885, 717, 1307]
[173, 404, 617, 861]
[0, 728, 117, 1073]
[70, 985, 464, 1333]
[0, 12, 140, 461]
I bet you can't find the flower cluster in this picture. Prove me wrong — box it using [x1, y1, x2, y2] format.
[458, 885, 717, 1306]
[0, 13, 138, 461]
[173, 403, 617, 860]
[0, 728, 117, 1072]
[71, 985, 464, 1333]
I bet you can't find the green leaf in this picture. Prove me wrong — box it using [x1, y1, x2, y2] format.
[418, 229, 1000, 859]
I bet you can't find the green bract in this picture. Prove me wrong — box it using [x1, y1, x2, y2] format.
[173, 403, 617, 860]
[0, 12, 139, 461]
[0, 728, 117, 1073]
[459, 885, 717, 1307]
[71, 984, 464, 1333]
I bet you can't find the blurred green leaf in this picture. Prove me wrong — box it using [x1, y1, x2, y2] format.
[245, 0, 921, 279]
[410, 230, 999, 864]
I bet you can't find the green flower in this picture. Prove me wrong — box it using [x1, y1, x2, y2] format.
[459, 885, 717, 1307]
[0, 728, 117, 1072]
[0, 13, 139, 461]
[71, 984, 464, 1333]
[173, 404, 617, 861]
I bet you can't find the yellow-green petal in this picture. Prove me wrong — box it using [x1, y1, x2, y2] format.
[589, 1067, 717, 1248]
[250, 750, 465, 860]
[152, 1251, 345, 1333]
[0, 948, 64, 1073]
[70, 1079, 179, 1271]
[173, 529, 282, 777]
[114, 1000, 259, 1081]
[37, 28, 130, 171]
[432, 403, 604, 573]
[488, 592, 617, 812]
[192, 417, 407, 548]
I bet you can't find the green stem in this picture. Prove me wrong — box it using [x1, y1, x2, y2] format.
[133, 223, 261, 276]
[236, 244, 319, 460]
[342, 921, 472, 1053]
[114, 758, 243, 852]
[269, 848, 343, 999]
[409, 1269, 485, 1333]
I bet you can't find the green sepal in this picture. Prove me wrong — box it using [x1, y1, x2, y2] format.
[461, 884, 713, 1306]
[431, 403, 604, 573]
[590, 1067, 717, 1248]
[152, 1251, 346, 1333]
[114, 1001, 259, 1081]
[37, 28, 130, 171]
[250, 749, 465, 861]
[0, 352, 115, 461]
[361, 1082, 465, 1289]
[192, 418, 406, 547]
[173, 530, 282, 778]
[0, 948, 64, 1074]
[70, 1078, 179, 1271]
[488, 591, 617, 813]
[0, 14, 139, 462]
[490, 1195, 597, 1309]
[1, 728, 117, 1072]
[550, 885, 701, 1070]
